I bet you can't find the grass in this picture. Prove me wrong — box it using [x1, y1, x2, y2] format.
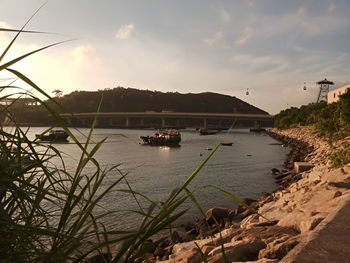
[0, 8, 259, 263]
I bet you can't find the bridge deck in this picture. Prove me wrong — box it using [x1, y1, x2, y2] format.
[60, 112, 274, 120]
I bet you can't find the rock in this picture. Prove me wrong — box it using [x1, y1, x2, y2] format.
[172, 238, 216, 254]
[208, 239, 266, 263]
[141, 239, 157, 254]
[201, 244, 216, 255]
[213, 227, 242, 244]
[275, 171, 293, 180]
[253, 220, 278, 227]
[259, 237, 299, 260]
[205, 207, 232, 225]
[171, 231, 182, 243]
[239, 209, 254, 220]
[271, 168, 280, 175]
[182, 222, 196, 232]
[231, 260, 279, 263]
[244, 198, 258, 206]
[240, 214, 260, 229]
[334, 190, 342, 198]
[169, 247, 202, 263]
[328, 182, 350, 189]
[232, 225, 299, 245]
[154, 246, 165, 257]
[299, 216, 324, 233]
[134, 257, 144, 263]
[87, 253, 112, 263]
[186, 228, 197, 236]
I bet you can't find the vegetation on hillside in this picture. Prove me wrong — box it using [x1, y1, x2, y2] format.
[275, 89, 350, 167]
[3, 87, 269, 125]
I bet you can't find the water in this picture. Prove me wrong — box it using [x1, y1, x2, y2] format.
[25, 127, 289, 230]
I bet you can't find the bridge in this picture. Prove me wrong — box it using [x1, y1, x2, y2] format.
[60, 112, 274, 130]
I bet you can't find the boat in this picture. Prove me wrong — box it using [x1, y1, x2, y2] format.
[220, 142, 233, 146]
[199, 129, 218, 135]
[140, 129, 181, 146]
[36, 130, 69, 142]
[249, 128, 266, 132]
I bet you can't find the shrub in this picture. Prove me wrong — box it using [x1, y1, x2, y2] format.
[329, 143, 350, 168]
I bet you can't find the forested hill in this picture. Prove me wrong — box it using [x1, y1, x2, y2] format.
[55, 87, 268, 114]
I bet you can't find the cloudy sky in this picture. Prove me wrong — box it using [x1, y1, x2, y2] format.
[1, 0, 350, 113]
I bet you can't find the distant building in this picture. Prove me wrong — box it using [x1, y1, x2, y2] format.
[0, 98, 39, 106]
[327, 84, 350, 104]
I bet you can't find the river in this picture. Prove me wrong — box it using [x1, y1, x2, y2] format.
[26, 127, 289, 230]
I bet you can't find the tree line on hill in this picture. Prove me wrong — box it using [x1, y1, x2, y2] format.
[274, 89, 350, 168]
[274, 89, 350, 139]
[4, 87, 269, 125]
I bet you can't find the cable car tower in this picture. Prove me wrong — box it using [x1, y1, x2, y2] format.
[316, 78, 334, 102]
[303, 78, 334, 103]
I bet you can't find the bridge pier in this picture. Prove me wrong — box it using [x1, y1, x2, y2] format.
[81, 118, 86, 127]
[125, 117, 130, 127]
[108, 118, 113, 127]
[161, 117, 165, 128]
[254, 120, 260, 129]
[203, 118, 208, 129]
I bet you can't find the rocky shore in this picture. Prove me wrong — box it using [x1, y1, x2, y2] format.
[125, 126, 350, 263]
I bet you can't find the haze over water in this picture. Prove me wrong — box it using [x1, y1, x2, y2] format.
[28, 127, 289, 230]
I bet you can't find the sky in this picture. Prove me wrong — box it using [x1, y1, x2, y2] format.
[0, 0, 350, 114]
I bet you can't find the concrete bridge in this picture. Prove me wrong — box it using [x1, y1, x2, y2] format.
[60, 112, 274, 130]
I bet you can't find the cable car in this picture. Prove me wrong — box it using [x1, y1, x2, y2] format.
[303, 82, 307, 91]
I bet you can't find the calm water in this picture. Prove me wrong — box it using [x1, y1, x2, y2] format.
[25, 127, 289, 230]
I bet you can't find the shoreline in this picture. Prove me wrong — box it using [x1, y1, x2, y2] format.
[140, 126, 350, 263]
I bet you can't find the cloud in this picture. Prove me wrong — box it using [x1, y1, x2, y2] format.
[219, 9, 231, 23]
[73, 45, 97, 66]
[300, 20, 321, 35]
[203, 31, 223, 46]
[327, 3, 336, 13]
[164, 63, 180, 73]
[0, 21, 10, 29]
[235, 27, 254, 45]
[231, 54, 288, 72]
[115, 24, 134, 40]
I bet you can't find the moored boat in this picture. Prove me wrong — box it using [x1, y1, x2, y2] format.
[220, 142, 233, 146]
[36, 130, 69, 142]
[199, 129, 218, 135]
[140, 129, 181, 146]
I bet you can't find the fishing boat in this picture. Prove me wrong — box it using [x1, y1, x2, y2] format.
[140, 129, 181, 146]
[220, 142, 233, 146]
[36, 130, 69, 142]
[199, 129, 218, 135]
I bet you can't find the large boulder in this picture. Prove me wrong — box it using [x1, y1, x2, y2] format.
[205, 207, 232, 225]
[168, 247, 202, 263]
[207, 239, 266, 263]
[259, 236, 299, 260]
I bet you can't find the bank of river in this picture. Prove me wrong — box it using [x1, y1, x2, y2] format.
[26, 127, 288, 230]
[153, 126, 350, 263]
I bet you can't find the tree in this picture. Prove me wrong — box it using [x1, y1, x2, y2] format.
[52, 89, 63, 97]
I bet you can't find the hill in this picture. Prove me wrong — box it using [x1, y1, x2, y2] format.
[5, 87, 269, 126]
[55, 87, 268, 114]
